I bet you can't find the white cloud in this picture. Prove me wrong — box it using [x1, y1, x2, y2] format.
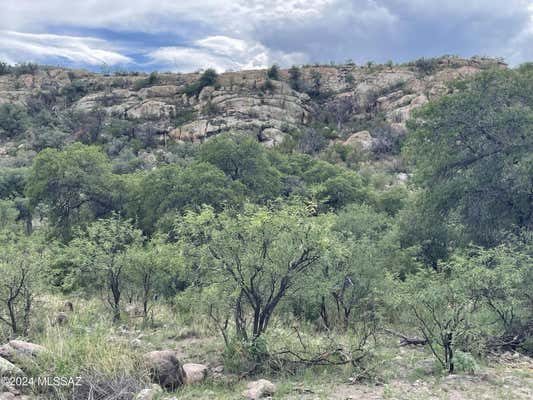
[0, 31, 132, 66]
[0, 0, 532, 70]
[148, 36, 306, 72]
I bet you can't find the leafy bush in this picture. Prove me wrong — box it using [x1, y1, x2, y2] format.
[267, 64, 280, 80]
[0, 61, 11, 75]
[133, 71, 159, 90]
[183, 68, 219, 97]
[412, 57, 439, 75]
[0, 103, 30, 138]
[60, 80, 89, 105]
[288, 65, 302, 91]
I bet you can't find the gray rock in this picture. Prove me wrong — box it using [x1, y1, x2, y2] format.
[0, 356, 23, 377]
[134, 384, 163, 400]
[143, 350, 185, 390]
[183, 363, 208, 384]
[242, 379, 276, 399]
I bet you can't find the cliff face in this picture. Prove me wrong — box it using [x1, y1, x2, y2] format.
[0, 56, 506, 154]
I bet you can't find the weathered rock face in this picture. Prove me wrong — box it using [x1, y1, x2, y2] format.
[0, 56, 506, 151]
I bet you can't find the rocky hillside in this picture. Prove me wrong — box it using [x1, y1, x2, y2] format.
[0, 56, 506, 164]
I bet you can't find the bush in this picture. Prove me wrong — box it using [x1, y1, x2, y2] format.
[133, 71, 159, 90]
[0, 61, 11, 75]
[60, 80, 89, 105]
[183, 68, 218, 97]
[0, 103, 30, 138]
[288, 65, 302, 91]
[267, 64, 280, 80]
[412, 57, 439, 75]
[12, 62, 39, 76]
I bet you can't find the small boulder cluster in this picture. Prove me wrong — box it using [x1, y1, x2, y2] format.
[140, 350, 276, 399]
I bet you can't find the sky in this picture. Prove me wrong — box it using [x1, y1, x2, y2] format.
[0, 0, 532, 73]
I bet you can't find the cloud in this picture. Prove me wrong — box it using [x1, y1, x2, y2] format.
[148, 36, 306, 72]
[0, 0, 532, 71]
[0, 31, 132, 66]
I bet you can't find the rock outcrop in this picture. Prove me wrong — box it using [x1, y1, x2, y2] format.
[0, 56, 506, 155]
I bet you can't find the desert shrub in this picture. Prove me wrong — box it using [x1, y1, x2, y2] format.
[183, 68, 218, 97]
[0, 103, 30, 138]
[267, 64, 280, 80]
[133, 71, 159, 90]
[0, 61, 11, 75]
[288, 65, 302, 91]
[60, 80, 89, 105]
[412, 57, 439, 75]
[12, 62, 39, 76]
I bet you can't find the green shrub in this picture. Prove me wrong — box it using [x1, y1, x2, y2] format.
[183, 68, 219, 97]
[267, 64, 280, 80]
[453, 351, 478, 374]
[0, 61, 11, 75]
[223, 337, 269, 373]
[60, 80, 89, 105]
[12, 62, 39, 76]
[0, 103, 30, 138]
[134, 71, 159, 90]
[288, 65, 302, 91]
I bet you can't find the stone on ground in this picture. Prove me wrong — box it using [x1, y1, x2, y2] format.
[183, 363, 208, 384]
[143, 350, 185, 390]
[242, 379, 276, 399]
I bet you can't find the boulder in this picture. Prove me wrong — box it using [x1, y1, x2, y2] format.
[8, 341, 46, 358]
[183, 363, 208, 384]
[0, 392, 16, 400]
[343, 130, 374, 150]
[143, 350, 185, 390]
[134, 384, 163, 400]
[259, 128, 285, 147]
[0, 341, 46, 363]
[0, 357, 23, 377]
[242, 379, 276, 400]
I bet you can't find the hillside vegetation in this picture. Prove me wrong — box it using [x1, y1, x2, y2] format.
[0, 57, 531, 400]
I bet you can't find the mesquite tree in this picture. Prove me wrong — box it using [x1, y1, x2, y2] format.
[69, 216, 143, 322]
[177, 204, 327, 341]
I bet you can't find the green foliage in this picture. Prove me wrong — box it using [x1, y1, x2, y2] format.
[176, 203, 328, 340]
[133, 71, 159, 90]
[411, 57, 439, 75]
[135, 162, 244, 233]
[0, 103, 30, 138]
[12, 62, 39, 76]
[404, 68, 533, 246]
[0, 167, 27, 199]
[0, 232, 47, 337]
[183, 68, 219, 97]
[199, 134, 282, 201]
[267, 64, 280, 80]
[0, 61, 10, 75]
[67, 216, 143, 321]
[316, 171, 367, 211]
[60, 80, 89, 105]
[288, 65, 302, 91]
[26, 143, 114, 240]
